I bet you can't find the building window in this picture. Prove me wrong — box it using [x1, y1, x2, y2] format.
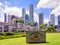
[12, 28, 16, 32]
[0, 27, 2, 32]
[4, 25, 9, 32]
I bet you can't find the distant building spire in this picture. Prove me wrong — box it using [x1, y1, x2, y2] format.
[4, 13, 7, 22]
[50, 14, 55, 25]
[29, 4, 34, 23]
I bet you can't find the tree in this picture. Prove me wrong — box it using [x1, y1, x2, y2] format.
[39, 24, 57, 32]
[30, 22, 37, 26]
[16, 19, 24, 23]
[46, 24, 57, 32]
[39, 24, 47, 30]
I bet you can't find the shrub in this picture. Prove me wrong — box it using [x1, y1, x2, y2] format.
[0, 33, 4, 36]
[22, 34, 26, 37]
[0, 36, 6, 39]
[5, 32, 15, 36]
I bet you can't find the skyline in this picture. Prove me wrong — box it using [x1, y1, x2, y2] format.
[0, 0, 60, 25]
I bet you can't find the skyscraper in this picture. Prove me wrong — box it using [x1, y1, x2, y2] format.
[8, 15, 11, 22]
[58, 15, 60, 25]
[4, 13, 7, 22]
[8, 15, 16, 23]
[25, 14, 30, 23]
[8, 15, 16, 26]
[39, 13, 44, 26]
[50, 14, 55, 25]
[29, 4, 34, 23]
[11, 15, 16, 20]
[22, 8, 26, 21]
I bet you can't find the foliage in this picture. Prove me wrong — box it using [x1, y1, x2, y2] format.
[39, 24, 57, 32]
[21, 34, 26, 37]
[0, 32, 26, 40]
[30, 22, 37, 26]
[46, 24, 57, 32]
[16, 19, 24, 23]
[5, 32, 15, 36]
[39, 24, 47, 31]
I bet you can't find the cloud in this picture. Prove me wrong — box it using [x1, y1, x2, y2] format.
[4, 7, 22, 17]
[37, 0, 60, 9]
[44, 19, 49, 24]
[0, 2, 4, 22]
[0, 2, 3, 6]
[51, 5, 60, 16]
[0, 1, 11, 22]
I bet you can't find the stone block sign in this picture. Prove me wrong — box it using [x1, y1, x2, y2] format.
[26, 31, 46, 43]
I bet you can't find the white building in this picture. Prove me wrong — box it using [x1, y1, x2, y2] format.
[39, 13, 44, 30]
[50, 14, 55, 25]
[0, 22, 16, 32]
[58, 15, 60, 25]
[16, 22, 38, 31]
[29, 4, 34, 23]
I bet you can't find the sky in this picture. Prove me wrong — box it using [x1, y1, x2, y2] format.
[0, 0, 60, 25]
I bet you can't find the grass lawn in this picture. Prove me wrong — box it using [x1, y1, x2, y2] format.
[0, 33, 60, 45]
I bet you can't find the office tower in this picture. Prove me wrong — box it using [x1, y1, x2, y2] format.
[39, 13, 44, 26]
[8, 15, 11, 22]
[11, 15, 16, 20]
[8, 15, 16, 26]
[50, 14, 55, 25]
[35, 22, 38, 26]
[22, 8, 26, 20]
[48, 21, 50, 26]
[58, 15, 60, 25]
[25, 14, 30, 23]
[29, 4, 34, 23]
[8, 15, 16, 22]
[4, 13, 7, 22]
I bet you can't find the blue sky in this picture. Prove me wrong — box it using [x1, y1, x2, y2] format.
[0, 0, 60, 25]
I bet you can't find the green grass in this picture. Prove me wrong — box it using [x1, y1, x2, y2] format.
[0, 33, 60, 45]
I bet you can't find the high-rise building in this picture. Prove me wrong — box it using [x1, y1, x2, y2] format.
[22, 8, 26, 20]
[48, 21, 50, 26]
[29, 4, 34, 23]
[50, 14, 55, 25]
[8, 15, 16, 21]
[25, 14, 30, 23]
[4, 13, 7, 22]
[58, 15, 60, 25]
[11, 15, 16, 20]
[39, 13, 44, 26]
[8, 15, 11, 22]
[8, 15, 16, 26]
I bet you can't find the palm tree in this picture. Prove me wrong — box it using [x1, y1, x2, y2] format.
[46, 24, 57, 32]
[39, 24, 47, 31]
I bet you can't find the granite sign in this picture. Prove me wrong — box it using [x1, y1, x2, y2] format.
[26, 31, 46, 43]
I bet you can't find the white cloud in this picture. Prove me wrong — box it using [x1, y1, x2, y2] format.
[44, 19, 49, 24]
[4, 7, 22, 17]
[0, 3, 4, 22]
[0, 2, 3, 6]
[0, 1, 11, 22]
[51, 5, 60, 16]
[37, 0, 60, 9]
